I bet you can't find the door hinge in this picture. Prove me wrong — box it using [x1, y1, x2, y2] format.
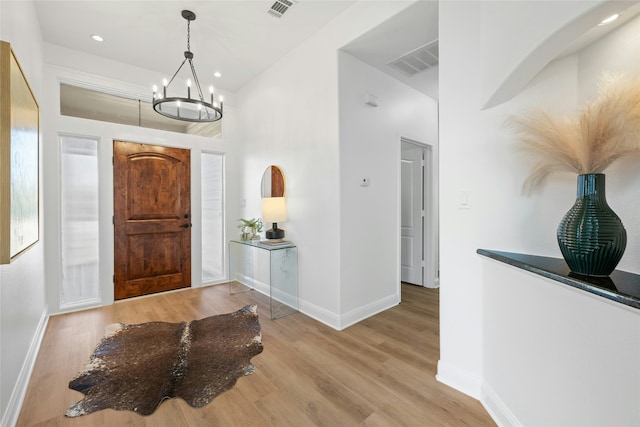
[112, 216, 114, 225]
[422, 260, 425, 267]
[113, 274, 115, 283]
[421, 210, 425, 217]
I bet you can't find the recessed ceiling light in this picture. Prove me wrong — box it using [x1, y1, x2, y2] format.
[91, 34, 104, 42]
[214, 71, 222, 78]
[599, 13, 619, 26]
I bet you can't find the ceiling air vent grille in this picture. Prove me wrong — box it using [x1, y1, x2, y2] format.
[268, 0, 295, 18]
[388, 40, 439, 77]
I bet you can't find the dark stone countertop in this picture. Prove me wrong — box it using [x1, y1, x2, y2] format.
[477, 249, 640, 310]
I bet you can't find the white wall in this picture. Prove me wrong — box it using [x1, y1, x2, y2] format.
[438, 0, 640, 409]
[577, 12, 640, 271]
[483, 261, 640, 427]
[481, 12, 640, 426]
[234, 1, 416, 329]
[337, 51, 438, 327]
[0, 1, 47, 425]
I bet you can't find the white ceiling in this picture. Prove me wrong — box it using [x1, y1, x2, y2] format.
[35, 1, 358, 93]
[342, 1, 439, 99]
[35, 1, 443, 98]
[34, 1, 637, 105]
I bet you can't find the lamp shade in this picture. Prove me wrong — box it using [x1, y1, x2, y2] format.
[262, 197, 287, 223]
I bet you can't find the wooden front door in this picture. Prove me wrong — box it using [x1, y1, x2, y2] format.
[113, 141, 191, 300]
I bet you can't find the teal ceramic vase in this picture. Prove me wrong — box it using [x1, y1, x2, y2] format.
[557, 173, 626, 276]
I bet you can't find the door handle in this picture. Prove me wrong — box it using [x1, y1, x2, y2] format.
[181, 223, 191, 228]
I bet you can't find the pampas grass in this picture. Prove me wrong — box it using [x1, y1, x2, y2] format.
[507, 73, 640, 194]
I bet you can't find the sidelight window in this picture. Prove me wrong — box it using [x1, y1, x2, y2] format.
[60, 135, 100, 307]
[201, 152, 225, 283]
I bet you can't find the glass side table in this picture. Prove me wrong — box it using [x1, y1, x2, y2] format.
[228, 240, 298, 319]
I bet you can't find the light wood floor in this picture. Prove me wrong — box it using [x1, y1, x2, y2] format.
[17, 284, 495, 426]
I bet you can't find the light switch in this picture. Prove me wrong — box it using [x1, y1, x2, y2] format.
[458, 190, 471, 209]
[364, 94, 379, 107]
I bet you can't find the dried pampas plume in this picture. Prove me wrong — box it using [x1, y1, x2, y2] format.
[507, 73, 640, 195]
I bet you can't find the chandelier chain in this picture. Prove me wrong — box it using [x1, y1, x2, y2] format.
[186, 19, 191, 53]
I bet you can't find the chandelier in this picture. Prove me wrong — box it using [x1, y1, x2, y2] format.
[152, 10, 223, 122]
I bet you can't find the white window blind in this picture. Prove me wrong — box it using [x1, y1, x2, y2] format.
[201, 152, 224, 283]
[60, 135, 100, 306]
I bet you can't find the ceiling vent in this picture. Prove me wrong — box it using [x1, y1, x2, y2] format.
[388, 40, 439, 77]
[268, 0, 296, 18]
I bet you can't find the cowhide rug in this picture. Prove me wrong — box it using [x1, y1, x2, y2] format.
[65, 304, 263, 417]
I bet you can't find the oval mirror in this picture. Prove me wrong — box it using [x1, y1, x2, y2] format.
[261, 166, 285, 198]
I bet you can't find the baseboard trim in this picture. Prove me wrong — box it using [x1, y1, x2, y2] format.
[298, 299, 341, 330]
[436, 359, 482, 399]
[481, 382, 522, 427]
[232, 276, 398, 331]
[1, 305, 49, 427]
[234, 274, 298, 311]
[338, 294, 399, 330]
[425, 277, 440, 289]
[233, 274, 340, 328]
[234, 273, 268, 296]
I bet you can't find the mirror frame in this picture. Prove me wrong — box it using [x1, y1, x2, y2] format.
[261, 166, 285, 198]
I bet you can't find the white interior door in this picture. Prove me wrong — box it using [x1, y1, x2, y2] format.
[401, 142, 424, 285]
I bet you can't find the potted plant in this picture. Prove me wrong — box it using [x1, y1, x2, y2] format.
[508, 73, 640, 276]
[238, 218, 263, 241]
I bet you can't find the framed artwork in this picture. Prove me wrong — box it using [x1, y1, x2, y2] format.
[0, 41, 40, 264]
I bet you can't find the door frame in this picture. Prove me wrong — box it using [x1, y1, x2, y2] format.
[399, 136, 439, 291]
[113, 140, 192, 300]
[44, 63, 234, 315]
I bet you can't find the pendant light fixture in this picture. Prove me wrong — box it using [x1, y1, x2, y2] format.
[152, 10, 223, 122]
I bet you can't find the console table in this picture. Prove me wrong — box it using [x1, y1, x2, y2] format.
[228, 240, 298, 319]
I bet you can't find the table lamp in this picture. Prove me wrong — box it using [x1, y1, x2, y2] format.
[262, 197, 287, 242]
